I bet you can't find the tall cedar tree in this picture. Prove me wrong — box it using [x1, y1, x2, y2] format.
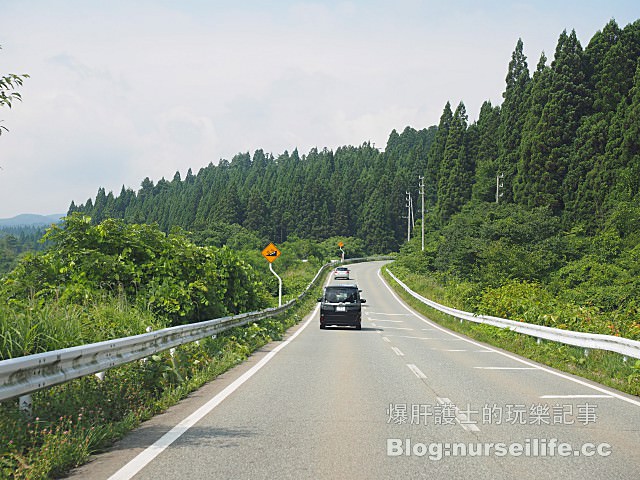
[617, 62, 640, 201]
[566, 20, 640, 223]
[515, 31, 589, 213]
[471, 101, 501, 202]
[425, 102, 453, 208]
[497, 39, 530, 203]
[436, 102, 472, 223]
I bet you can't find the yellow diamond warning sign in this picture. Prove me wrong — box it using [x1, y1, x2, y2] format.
[261, 242, 281, 263]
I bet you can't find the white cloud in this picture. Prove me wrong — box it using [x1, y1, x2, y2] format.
[0, 0, 638, 217]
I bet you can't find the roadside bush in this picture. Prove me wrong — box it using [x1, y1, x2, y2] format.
[1, 214, 269, 325]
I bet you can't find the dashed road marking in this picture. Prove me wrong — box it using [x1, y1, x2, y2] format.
[407, 364, 427, 379]
[437, 397, 481, 432]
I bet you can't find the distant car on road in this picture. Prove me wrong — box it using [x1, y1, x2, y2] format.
[318, 284, 366, 330]
[333, 266, 350, 280]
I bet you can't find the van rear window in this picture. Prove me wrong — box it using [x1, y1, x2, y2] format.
[325, 288, 358, 303]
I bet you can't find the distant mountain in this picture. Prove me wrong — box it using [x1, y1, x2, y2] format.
[0, 213, 65, 227]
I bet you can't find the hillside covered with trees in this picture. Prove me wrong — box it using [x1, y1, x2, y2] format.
[70, 19, 640, 340]
[74, 19, 640, 252]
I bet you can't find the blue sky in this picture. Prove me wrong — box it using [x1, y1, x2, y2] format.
[0, 1, 638, 218]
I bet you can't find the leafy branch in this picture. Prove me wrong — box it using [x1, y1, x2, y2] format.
[0, 45, 29, 135]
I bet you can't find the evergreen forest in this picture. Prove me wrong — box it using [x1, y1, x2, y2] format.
[74, 20, 640, 253]
[72, 19, 640, 336]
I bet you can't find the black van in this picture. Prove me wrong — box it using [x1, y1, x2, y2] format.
[318, 284, 366, 330]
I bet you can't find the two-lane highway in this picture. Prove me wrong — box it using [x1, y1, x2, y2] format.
[70, 261, 640, 479]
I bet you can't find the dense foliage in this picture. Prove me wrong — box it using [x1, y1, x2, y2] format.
[70, 134, 436, 253]
[0, 226, 49, 275]
[0, 214, 271, 360]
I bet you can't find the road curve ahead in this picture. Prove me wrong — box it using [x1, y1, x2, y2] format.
[70, 261, 640, 480]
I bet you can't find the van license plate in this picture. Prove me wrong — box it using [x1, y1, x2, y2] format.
[336, 306, 346, 312]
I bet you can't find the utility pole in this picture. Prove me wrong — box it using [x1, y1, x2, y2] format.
[410, 193, 415, 230]
[406, 191, 411, 242]
[496, 173, 504, 204]
[419, 175, 425, 251]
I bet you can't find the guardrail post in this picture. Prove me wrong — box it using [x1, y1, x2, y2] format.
[19, 394, 32, 417]
[537, 338, 542, 345]
[95, 371, 106, 381]
[584, 348, 589, 357]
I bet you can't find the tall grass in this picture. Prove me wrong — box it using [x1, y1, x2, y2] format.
[0, 297, 165, 360]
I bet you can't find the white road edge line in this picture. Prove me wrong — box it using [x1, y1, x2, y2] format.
[540, 395, 613, 399]
[109, 279, 329, 479]
[474, 367, 539, 370]
[378, 268, 640, 408]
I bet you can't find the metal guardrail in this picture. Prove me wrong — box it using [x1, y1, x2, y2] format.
[0, 260, 346, 403]
[386, 268, 640, 361]
[0, 256, 393, 403]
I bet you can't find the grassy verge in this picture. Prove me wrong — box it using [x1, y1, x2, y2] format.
[0, 271, 326, 479]
[382, 267, 640, 399]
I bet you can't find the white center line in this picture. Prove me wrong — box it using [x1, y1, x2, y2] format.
[385, 335, 434, 340]
[369, 312, 412, 316]
[382, 337, 391, 343]
[437, 397, 481, 432]
[391, 347, 405, 357]
[407, 364, 427, 379]
[382, 327, 414, 331]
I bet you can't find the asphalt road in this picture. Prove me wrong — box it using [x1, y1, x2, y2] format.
[69, 261, 640, 479]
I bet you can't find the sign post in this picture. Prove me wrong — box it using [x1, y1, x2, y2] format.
[338, 241, 345, 262]
[261, 242, 282, 307]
